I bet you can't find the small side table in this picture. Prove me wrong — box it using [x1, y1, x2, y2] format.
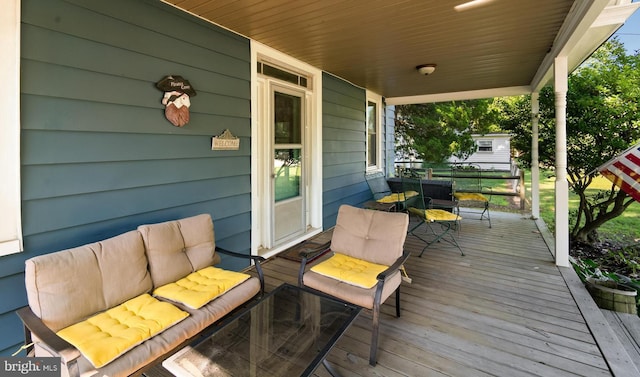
[363, 201, 396, 212]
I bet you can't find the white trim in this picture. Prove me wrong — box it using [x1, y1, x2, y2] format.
[366, 91, 383, 171]
[531, 0, 611, 91]
[250, 41, 323, 257]
[554, 57, 569, 268]
[530, 92, 540, 219]
[0, 0, 23, 256]
[386, 86, 530, 105]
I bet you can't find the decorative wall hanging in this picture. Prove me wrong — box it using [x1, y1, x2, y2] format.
[212, 129, 240, 150]
[156, 75, 196, 127]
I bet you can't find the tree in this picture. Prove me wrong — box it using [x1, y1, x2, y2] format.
[500, 39, 640, 243]
[395, 99, 500, 163]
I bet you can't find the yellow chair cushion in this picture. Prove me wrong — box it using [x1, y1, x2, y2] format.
[377, 191, 418, 203]
[57, 294, 188, 368]
[454, 192, 488, 202]
[153, 266, 250, 309]
[310, 253, 388, 289]
[409, 208, 461, 222]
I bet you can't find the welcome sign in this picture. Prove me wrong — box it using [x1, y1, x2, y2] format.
[212, 129, 240, 150]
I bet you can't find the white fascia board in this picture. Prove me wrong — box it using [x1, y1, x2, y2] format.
[385, 86, 530, 105]
[531, 0, 639, 92]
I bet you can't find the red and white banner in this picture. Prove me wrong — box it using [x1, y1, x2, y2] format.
[598, 142, 640, 203]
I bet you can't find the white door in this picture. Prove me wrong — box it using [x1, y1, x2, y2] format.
[271, 86, 306, 245]
[252, 47, 323, 257]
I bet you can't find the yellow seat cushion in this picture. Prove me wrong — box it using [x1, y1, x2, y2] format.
[310, 253, 388, 289]
[153, 266, 250, 309]
[57, 294, 188, 368]
[454, 192, 488, 202]
[409, 208, 461, 222]
[377, 191, 418, 203]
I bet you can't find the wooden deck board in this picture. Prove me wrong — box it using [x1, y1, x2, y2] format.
[261, 211, 616, 376]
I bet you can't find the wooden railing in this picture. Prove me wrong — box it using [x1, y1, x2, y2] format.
[394, 165, 526, 210]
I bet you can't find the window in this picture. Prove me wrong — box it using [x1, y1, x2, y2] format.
[478, 140, 493, 152]
[366, 92, 382, 170]
[257, 62, 309, 88]
[0, 0, 23, 256]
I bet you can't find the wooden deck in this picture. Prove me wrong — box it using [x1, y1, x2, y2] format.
[145, 209, 640, 377]
[258, 210, 636, 377]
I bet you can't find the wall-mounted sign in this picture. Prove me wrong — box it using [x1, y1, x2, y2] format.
[212, 129, 240, 150]
[156, 75, 196, 127]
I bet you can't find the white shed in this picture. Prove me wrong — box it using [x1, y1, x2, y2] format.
[449, 133, 512, 171]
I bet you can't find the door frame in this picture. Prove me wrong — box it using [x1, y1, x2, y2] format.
[251, 41, 323, 259]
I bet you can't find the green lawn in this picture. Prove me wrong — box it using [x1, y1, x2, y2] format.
[528, 170, 640, 243]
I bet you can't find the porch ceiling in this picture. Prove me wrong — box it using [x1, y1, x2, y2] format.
[164, 0, 638, 104]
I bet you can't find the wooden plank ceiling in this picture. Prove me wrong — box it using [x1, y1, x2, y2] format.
[165, 0, 574, 99]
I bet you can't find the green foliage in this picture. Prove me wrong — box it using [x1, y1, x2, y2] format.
[570, 257, 618, 282]
[501, 39, 640, 242]
[395, 99, 500, 163]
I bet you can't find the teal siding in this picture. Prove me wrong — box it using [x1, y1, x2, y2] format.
[1, 0, 251, 355]
[322, 74, 371, 228]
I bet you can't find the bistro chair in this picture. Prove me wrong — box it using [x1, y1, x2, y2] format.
[403, 177, 464, 256]
[365, 171, 418, 212]
[452, 164, 492, 228]
[298, 204, 410, 366]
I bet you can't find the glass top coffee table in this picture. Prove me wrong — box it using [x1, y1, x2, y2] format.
[162, 283, 361, 377]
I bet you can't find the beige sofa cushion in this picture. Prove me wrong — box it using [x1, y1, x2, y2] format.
[25, 244, 106, 332]
[24, 230, 151, 332]
[93, 230, 152, 308]
[178, 214, 217, 271]
[331, 205, 408, 266]
[138, 214, 216, 287]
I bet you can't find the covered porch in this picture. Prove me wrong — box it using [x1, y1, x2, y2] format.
[256, 210, 638, 376]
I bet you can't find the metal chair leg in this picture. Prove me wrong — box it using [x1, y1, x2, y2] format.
[412, 221, 464, 257]
[370, 281, 384, 366]
[395, 286, 401, 318]
[481, 201, 492, 228]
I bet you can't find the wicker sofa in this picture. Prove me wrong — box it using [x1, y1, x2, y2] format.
[16, 214, 264, 377]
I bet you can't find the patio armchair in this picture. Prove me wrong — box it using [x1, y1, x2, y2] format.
[452, 164, 492, 227]
[298, 204, 410, 366]
[365, 171, 418, 211]
[403, 177, 464, 256]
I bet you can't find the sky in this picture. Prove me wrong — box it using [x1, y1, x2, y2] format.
[612, 5, 640, 54]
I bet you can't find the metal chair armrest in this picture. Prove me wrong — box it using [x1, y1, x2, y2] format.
[215, 246, 266, 293]
[377, 250, 411, 281]
[16, 306, 81, 376]
[482, 186, 493, 201]
[298, 244, 332, 287]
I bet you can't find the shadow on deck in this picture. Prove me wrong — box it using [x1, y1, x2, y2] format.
[259, 209, 639, 377]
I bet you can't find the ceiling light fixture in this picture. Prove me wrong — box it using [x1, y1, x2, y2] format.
[454, 0, 495, 12]
[416, 64, 437, 76]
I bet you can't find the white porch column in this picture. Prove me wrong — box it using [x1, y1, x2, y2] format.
[554, 57, 569, 267]
[530, 92, 540, 219]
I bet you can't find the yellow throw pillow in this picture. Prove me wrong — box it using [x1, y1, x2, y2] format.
[153, 266, 250, 309]
[408, 208, 461, 222]
[454, 192, 488, 202]
[57, 294, 188, 368]
[310, 253, 388, 289]
[425, 209, 461, 222]
[376, 191, 418, 203]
